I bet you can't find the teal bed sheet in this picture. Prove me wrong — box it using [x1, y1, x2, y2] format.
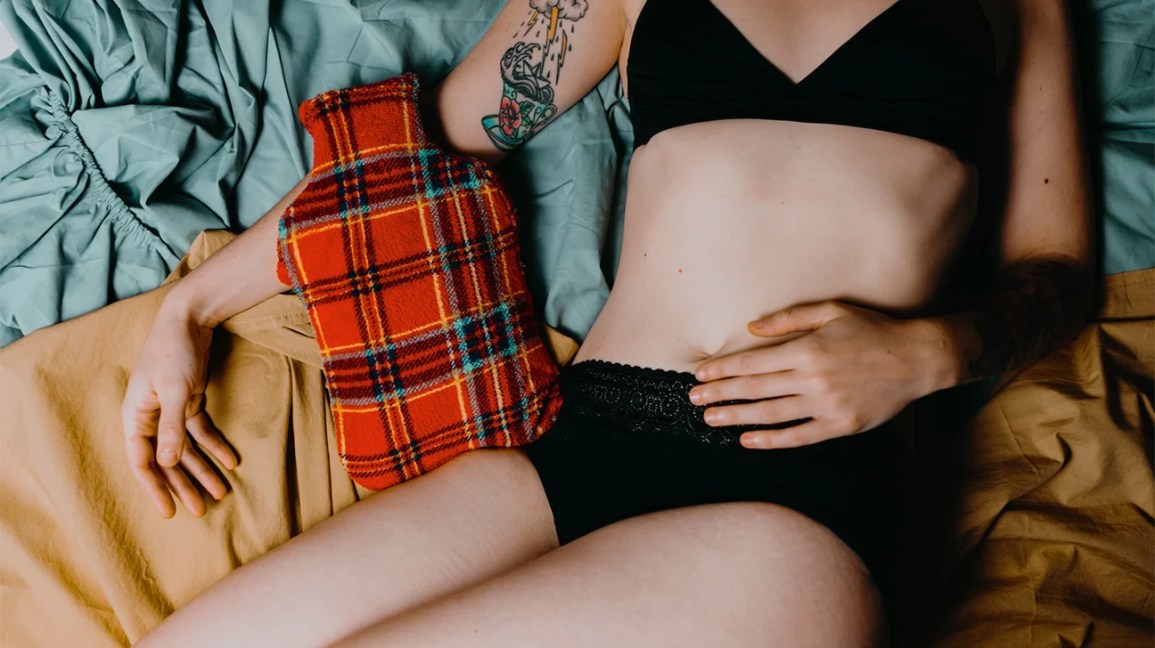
[0, 0, 631, 347]
[0, 0, 1150, 347]
[1084, 0, 1154, 275]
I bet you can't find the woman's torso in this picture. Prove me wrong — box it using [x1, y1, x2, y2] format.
[573, 0, 1003, 372]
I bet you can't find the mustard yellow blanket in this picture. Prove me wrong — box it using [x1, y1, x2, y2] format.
[929, 268, 1154, 647]
[1, 232, 364, 645]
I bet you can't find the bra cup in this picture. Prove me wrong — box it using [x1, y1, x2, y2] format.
[626, 0, 996, 161]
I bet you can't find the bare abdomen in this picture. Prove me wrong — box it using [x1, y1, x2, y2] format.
[574, 119, 979, 371]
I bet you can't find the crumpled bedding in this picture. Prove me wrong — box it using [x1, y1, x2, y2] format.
[0, 232, 359, 646]
[926, 268, 1155, 647]
[0, 0, 632, 347]
[1079, 0, 1155, 275]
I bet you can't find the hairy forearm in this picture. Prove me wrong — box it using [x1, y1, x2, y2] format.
[923, 257, 1094, 390]
[162, 175, 310, 327]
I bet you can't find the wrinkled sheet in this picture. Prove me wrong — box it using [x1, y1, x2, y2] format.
[0, 231, 360, 646]
[928, 268, 1155, 647]
[0, 0, 632, 347]
[1079, 0, 1155, 275]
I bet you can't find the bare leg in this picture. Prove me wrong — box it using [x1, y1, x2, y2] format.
[337, 501, 886, 648]
[138, 449, 557, 648]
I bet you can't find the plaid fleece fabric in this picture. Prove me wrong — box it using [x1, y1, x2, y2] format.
[277, 73, 562, 490]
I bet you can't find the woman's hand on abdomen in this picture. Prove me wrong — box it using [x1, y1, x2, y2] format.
[688, 301, 955, 449]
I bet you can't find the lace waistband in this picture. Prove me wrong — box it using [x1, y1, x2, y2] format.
[559, 359, 794, 449]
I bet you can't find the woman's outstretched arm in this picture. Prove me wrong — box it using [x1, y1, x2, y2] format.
[165, 176, 310, 327]
[123, 0, 627, 517]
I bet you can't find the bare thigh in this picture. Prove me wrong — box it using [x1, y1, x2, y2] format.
[338, 501, 886, 647]
[138, 448, 557, 648]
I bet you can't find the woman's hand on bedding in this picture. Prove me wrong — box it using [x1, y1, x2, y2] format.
[121, 305, 238, 518]
[690, 301, 951, 449]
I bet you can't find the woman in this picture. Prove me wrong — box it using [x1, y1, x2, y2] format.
[125, 0, 1091, 644]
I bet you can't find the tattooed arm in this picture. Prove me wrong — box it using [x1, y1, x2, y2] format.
[421, 0, 626, 164]
[922, 0, 1094, 389]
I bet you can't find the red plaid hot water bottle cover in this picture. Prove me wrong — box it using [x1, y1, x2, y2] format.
[276, 73, 562, 490]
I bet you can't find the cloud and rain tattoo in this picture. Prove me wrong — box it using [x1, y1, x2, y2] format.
[482, 0, 588, 150]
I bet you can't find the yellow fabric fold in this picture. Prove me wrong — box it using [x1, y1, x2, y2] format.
[0, 232, 360, 646]
[930, 268, 1154, 648]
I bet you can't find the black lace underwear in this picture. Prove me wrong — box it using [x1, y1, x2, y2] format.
[559, 359, 800, 450]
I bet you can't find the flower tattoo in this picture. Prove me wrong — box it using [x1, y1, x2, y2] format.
[499, 96, 523, 136]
